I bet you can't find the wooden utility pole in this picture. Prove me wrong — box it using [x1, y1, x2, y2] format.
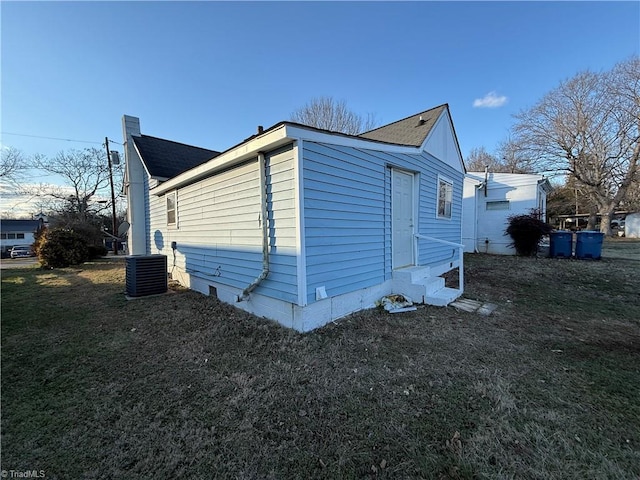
[105, 137, 118, 255]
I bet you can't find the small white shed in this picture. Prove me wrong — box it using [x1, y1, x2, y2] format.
[625, 212, 640, 238]
[462, 172, 552, 255]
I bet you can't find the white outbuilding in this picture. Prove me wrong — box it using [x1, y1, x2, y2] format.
[625, 212, 640, 238]
[462, 172, 552, 255]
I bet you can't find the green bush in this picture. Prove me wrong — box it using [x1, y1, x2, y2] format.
[505, 212, 553, 256]
[37, 228, 90, 268]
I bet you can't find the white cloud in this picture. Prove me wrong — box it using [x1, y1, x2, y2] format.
[473, 91, 508, 108]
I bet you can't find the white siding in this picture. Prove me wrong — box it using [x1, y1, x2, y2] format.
[463, 172, 545, 254]
[625, 213, 640, 238]
[0, 231, 37, 253]
[125, 144, 150, 255]
[423, 111, 464, 173]
[462, 176, 480, 253]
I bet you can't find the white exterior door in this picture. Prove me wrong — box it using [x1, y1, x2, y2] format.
[392, 169, 415, 269]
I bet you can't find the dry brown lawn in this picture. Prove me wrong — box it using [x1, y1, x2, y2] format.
[1, 238, 639, 479]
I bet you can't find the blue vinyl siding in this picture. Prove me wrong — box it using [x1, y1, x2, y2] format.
[303, 142, 386, 305]
[147, 144, 298, 303]
[303, 141, 463, 305]
[259, 145, 298, 302]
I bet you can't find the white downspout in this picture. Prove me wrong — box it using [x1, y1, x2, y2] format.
[237, 152, 269, 301]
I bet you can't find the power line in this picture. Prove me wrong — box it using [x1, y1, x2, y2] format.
[1, 132, 103, 145]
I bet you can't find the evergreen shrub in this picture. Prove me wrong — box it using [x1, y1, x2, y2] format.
[505, 212, 553, 256]
[37, 228, 90, 268]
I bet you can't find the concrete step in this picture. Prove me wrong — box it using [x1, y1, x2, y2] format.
[392, 266, 431, 284]
[392, 266, 461, 307]
[414, 276, 445, 295]
[424, 287, 462, 307]
[392, 276, 446, 304]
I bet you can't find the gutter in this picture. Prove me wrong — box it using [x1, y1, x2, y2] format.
[237, 151, 269, 302]
[150, 124, 289, 196]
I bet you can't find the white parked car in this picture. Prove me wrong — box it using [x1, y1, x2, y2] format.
[10, 245, 34, 258]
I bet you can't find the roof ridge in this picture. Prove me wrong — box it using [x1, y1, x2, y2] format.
[359, 103, 448, 136]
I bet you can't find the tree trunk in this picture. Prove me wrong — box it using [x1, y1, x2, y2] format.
[586, 209, 598, 231]
[600, 210, 614, 236]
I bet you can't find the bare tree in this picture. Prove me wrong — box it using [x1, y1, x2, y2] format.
[0, 146, 26, 185]
[511, 56, 639, 235]
[291, 96, 377, 135]
[465, 147, 502, 172]
[621, 174, 640, 211]
[496, 138, 535, 173]
[546, 177, 595, 228]
[465, 144, 534, 173]
[33, 148, 112, 222]
[0, 148, 46, 218]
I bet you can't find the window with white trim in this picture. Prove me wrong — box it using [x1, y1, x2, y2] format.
[437, 178, 453, 219]
[166, 192, 177, 225]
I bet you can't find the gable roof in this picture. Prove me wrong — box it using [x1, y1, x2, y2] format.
[133, 134, 220, 179]
[358, 104, 447, 146]
[142, 103, 465, 192]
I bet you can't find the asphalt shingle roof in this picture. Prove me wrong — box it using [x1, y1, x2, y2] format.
[358, 104, 447, 147]
[133, 135, 220, 179]
[1, 219, 42, 232]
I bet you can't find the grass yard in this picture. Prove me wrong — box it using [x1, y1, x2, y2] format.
[1, 239, 639, 479]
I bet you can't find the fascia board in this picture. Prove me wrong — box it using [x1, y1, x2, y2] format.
[464, 175, 483, 186]
[151, 125, 289, 196]
[132, 141, 155, 181]
[283, 124, 424, 155]
[464, 172, 485, 183]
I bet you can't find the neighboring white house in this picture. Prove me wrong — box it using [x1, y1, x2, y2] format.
[0, 219, 44, 256]
[462, 172, 552, 255]
[123, 104, 466, 331]
[626, 212, 640, 238]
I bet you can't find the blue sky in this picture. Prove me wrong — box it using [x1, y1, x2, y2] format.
[1, 1, 638, 197]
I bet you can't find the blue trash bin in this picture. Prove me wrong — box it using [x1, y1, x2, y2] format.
[549, 231, 573, 258]
[575, 231, 604, 260]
